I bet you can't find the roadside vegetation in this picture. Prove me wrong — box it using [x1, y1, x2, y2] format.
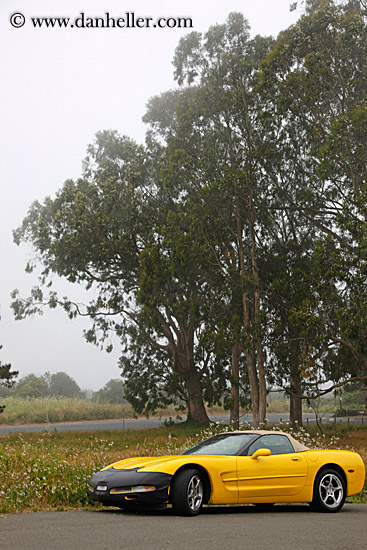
[0, 374, 132, 425]
[0, 424, 366, 514]
[0, 388, 366, 426]
[0, 397, 133, 425]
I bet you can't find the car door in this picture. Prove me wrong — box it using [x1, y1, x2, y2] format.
[236, 434, 307, 501]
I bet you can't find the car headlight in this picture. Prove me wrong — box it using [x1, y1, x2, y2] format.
[88, 485, 95, 493]
[96, 485, 108, 492]
[110, 485, 156, 495]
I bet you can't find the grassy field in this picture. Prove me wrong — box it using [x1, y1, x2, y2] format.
[0, 397, 198, 425]
[0, 395, 345, 426]
[0, 423, 366, 513]
[0, 397, 137, 425]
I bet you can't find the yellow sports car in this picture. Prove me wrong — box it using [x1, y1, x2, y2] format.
[87, 430, 365, 516]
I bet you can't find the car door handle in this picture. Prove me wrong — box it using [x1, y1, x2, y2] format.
[291, 457, 301, 461]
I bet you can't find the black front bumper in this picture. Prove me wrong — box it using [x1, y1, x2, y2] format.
[88, 468, 172, 509]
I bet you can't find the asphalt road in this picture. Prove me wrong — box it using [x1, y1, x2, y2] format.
[1, 412, 351, 436]
[1, 504, 366, 550]
[0, 416, 170, 435]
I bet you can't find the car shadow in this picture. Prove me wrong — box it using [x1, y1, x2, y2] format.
[96, 503, 315, 516]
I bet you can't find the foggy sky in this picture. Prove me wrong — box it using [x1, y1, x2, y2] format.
[0, 0, 300, 390]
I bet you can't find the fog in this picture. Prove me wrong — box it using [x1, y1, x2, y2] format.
[0, 0, 300, 390]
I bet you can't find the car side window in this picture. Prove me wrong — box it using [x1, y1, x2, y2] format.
[247, 435, 295, 456]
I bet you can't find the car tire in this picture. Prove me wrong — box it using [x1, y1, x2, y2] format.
[171, 469, 204, 516]
[310, 468, 346, 513]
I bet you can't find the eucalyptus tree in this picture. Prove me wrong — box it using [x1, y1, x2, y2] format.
[155, 12, 275, 427]
[259, 0, 367, 399]
[12, 130, 229, 425]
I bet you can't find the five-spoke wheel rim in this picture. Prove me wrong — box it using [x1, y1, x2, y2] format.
[318, 473, 343, 509]
[187, 474, 203, 512]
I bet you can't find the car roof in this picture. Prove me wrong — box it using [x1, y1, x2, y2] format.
[219, 430, 309, 452]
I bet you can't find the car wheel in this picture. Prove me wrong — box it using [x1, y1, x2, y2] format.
[171, 469, 204, 516]
[311, 469, 346, 512]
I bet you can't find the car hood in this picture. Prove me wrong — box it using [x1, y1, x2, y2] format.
[102, 456, 181, 472]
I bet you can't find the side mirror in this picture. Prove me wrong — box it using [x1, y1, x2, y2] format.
[250, 448, 272, 460]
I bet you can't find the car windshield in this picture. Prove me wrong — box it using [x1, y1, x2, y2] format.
[181, 433, 257, 456]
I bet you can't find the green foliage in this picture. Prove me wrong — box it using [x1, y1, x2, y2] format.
[12, 128, 224, 424]
[13, 374, 49, 399]
[0, 385, 12, 399]
[0, 432, 115, 512]
[119, 324, 187, 415]
[340, 381, 367, 408]
[0, 356, 17, 390]
[92, 378, 127, 404]
[0, 336, 18, 413]
[258, 0, 367, 399]
[48, 372, 81, 398]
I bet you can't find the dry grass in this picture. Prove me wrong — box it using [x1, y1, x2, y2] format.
[0, 397, 137, 425]
[0, 397, 191, 426]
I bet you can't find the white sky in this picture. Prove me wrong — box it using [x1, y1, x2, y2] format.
[0, 0, 300, 391]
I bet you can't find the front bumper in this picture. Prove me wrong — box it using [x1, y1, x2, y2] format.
[87, 468, 172, 509]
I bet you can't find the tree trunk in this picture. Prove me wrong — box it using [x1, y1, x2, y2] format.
[247, 351, 260, 427]
[249, 185, 267, 426]
[289, 360, 303, 429]
[233, 187, 262, 428]
[230, 341, 241, 429]
[230, 152, 266, 428]
[257, 344, 267, 426]
[184, 367, 210, 426]
[162, 311, 210, 426]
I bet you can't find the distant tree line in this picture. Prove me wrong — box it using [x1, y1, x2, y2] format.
[92, 378, 127, 404]
[11, 1, 367, 426]
[0, 372, 126, 404]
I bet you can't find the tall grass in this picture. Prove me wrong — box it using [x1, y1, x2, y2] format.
[0, 395, 362, 426]
[0, 397, 135, 425]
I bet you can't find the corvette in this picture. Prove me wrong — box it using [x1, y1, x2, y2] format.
[87, 430, 365, 516]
